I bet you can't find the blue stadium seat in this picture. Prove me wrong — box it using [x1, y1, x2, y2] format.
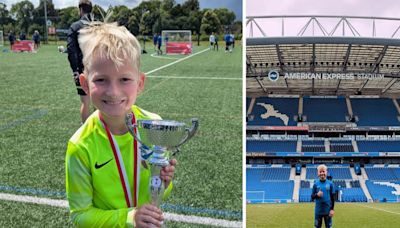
[366, 180, 400, 202]
[330, 140, 354, 152]
[365, 167, 398, 180]
[351, 98, 399, 126]
[358, 141, 400, 152]
[247, 140, 297, 152]
[302, 140, 325, 152]
[303, 97, 348, 122]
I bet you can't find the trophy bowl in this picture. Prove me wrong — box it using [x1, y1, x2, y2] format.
[126, 114, 198, 152]
[137, 120, 188, 148]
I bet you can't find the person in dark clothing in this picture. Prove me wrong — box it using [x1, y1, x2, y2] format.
[19, 32, 26, 40]
[311, 164, 335, 228]
[67, 0, 93, 123]
[214, 35, 219, 51]
[32, 30, 40, 50]
[8, 31, 15, 49]
[153, 33, 158, 51]
[157, 33, 163, 55]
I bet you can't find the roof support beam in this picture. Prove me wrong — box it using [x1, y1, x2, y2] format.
[311, 44, 316, 94]
[335, 79, 342, 94]
[372, 45, 388, 73]
[381, 78, 398, 94]
[357, 79, 369, 93]
[255, 77, 268, 93]
[342, 44, 352, 72]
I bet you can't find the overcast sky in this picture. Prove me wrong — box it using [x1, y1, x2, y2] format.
[3, 0, 242, 20]
[247, 0, 400, 38]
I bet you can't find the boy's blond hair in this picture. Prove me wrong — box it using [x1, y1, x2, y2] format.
[317, 164, 328, 171]
[78, 21, 141, 76]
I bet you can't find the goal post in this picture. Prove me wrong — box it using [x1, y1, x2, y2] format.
[0, 30, 4, 47]
[161, 30, 192, 55]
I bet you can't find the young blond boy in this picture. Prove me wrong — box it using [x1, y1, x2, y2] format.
[311, 164, 335, 228]
[65, 21, 176, 228]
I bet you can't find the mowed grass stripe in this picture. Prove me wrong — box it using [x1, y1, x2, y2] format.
[0, 193, 242, 227]
[146, 48, 210, 75]
[247, 203, 400, 228]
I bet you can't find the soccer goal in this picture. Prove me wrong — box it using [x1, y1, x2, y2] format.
[0, 30, 4, 47]
[246, 191, 265, 203]
[161, 30, 192, 55]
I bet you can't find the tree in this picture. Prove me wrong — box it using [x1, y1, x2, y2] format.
[213, 8, 235, 28]
[170, 4, 184, 18]
[186, 10, 204, 46]
[126, 9, 140, 35]
[161, 0, 175, 12]
[200, 10, 221, 35]
[57, 6, 79, 29]
[10, 1, 34, 34]
[92, 4, 106, 21]
[0, 3, 12, 31]
[136, 0, 161, 35]
[33, 0, 58, 38]
[110, 5, 131, 26]
[182, 0, 199, 15]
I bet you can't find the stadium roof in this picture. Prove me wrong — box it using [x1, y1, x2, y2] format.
[246, 15, 400, 97]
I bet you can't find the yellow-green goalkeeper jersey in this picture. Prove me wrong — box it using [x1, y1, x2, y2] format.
[66, 105, 172, 227]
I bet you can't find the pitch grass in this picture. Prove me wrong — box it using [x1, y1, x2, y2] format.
[0, 200, 219, 228]
[0, 42, 242, 226]
[247, 203, 400, 228]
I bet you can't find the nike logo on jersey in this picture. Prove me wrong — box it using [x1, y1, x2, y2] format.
[95, 158, 113, 169]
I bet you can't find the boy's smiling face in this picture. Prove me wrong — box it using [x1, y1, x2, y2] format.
[318, 168, 327, 181]
[81, 54, 144, 120]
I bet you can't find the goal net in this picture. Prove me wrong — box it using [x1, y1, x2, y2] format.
[161, 30, 192, 55]
[246, 191, 265, 203]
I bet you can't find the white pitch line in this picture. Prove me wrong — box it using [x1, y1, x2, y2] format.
[150, 53, 180, 60]
[0, 193, 68, 208]
[0, 193, 242, 227]
[358, 203, 400, 215]
[146, 75, 242, 80]
[165, 212, 242, 228]
[145, 48, 209, 75]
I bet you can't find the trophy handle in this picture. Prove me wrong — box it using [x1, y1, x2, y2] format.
[125, 113, 147, 146]
[175, 118, 199, 149]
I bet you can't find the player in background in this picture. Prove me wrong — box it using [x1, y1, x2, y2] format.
[153, 33, 158, 51]
[209, 32, 215, 50]
[67, 0, 93, 123]
[157, 33, 163, 55]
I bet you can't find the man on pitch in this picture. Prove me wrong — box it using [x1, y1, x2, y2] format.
[67, 0, 93, 123]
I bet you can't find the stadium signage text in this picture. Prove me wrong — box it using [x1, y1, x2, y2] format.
[283, 72, 384, 80]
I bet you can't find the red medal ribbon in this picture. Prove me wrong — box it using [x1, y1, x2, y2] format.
[99, 112, 138, 208]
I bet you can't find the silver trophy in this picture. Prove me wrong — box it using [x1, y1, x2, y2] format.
[125, 114, 198, 223]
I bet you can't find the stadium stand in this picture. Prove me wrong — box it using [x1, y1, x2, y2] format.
[357, 140, 400, 152]
[247, 139, 297, 152]
[330, 140, 354, 152]
[351, 98, 400, 126]
[302, 140, 325, 152]
[340, 188, 367, 202]
[365, 166, 399, 181]
[303, 97, 348, 122]
[366, 180, 400, 202]
[247, 97, 298, 126]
